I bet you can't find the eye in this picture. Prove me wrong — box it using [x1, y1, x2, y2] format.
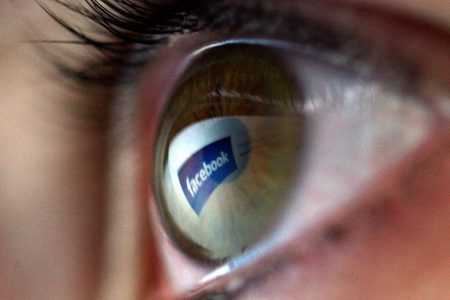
[132, 1, 450, 293]
[154, 44, 304, 262]
[146, 34, 443, 274]
[42, 0, 450, 297]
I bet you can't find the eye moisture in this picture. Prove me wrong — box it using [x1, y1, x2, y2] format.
[154, 45, 305, 262]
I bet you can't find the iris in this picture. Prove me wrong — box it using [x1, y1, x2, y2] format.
[154, 45, 304, 262]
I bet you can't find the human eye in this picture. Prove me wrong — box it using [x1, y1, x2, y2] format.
[42, 0, 449, 299]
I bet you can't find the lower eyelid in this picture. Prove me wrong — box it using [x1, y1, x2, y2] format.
[229, 129, 450, 298]
[184, 126, 449, 296]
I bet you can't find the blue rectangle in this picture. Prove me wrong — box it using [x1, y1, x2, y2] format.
[178, 137, 237, 215]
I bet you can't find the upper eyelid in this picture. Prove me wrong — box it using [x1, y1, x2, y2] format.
[204, 2, 450, 93]
[44, 0, 450, 94]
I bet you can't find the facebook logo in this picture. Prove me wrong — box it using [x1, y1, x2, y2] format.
[178, 137, 238, 215]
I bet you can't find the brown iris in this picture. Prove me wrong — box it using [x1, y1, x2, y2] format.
[154, 44, 305, 263]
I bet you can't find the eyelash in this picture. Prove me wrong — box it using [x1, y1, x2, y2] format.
[40, 0, 207, 84]
[41, 0, 418, 90]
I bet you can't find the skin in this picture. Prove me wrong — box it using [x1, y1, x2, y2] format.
[0, 0, 448, 299]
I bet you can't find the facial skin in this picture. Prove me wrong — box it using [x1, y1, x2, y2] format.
[0, 1, 448, 299]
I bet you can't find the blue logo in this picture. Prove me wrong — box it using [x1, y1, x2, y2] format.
[178, 137, 238, 215]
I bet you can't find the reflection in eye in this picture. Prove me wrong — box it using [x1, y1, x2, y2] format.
[155, 46, 305, 262]
[153, 42, 435, 265]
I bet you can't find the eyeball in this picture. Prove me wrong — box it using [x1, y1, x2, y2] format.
[153, 44, 305, 262]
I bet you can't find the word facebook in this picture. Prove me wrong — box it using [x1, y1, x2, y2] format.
[178, 137, 237, 215]
[186, 151, 230, 197]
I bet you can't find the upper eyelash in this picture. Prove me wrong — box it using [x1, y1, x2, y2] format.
[39, 0, 208, 84]
[42, 0, 420, 90]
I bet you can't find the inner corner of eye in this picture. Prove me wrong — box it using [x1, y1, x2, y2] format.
[152, 44, 306, 263]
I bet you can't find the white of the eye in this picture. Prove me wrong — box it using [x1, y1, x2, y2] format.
[274, 86, 434, 244]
